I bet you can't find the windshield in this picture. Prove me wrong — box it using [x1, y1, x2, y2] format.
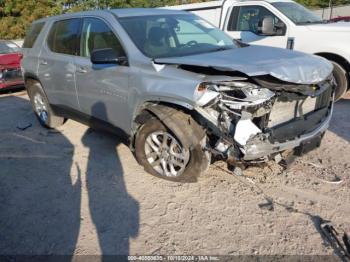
[119, 14, 238, 58]
[0, 41, 21, 54]
[272, 2, 324, 25]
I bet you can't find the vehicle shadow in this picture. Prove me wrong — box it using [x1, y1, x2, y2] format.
[0, 86, 25, 95]
[329, 97, 350, 142]
[0, 95, 81, 259]
[81, 101, 139, 258]
[0, 96, 139, 259]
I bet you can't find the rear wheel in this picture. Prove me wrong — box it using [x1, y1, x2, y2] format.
[27, 81, 65, 128]
[331, 61, 348, 101]
[135, 119, 209, 182]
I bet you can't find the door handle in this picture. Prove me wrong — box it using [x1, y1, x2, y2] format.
[40, 60, 48, 65]
[76, 66, 88, 74]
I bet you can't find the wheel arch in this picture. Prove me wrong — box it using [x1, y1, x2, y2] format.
[130, 101, 205, 151]
[315, 52, 350, 93]
[24, 73, 55, 105]
[24, 72, 41, 86]
[315, 52, 350, 75]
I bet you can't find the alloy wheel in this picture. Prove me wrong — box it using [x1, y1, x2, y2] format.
[144, 131, 190, 177]
[33, 93, 48, 124]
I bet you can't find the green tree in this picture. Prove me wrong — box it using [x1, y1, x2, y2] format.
[62, 0, 208, 12]
[296, 0, 350, 8]
[0, 0, 62, 39]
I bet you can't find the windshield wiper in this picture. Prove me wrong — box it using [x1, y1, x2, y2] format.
[207, 46, 233, 53]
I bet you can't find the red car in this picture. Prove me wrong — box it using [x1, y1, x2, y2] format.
[329, 16, 350, 23]
[0, 40, 24, 90]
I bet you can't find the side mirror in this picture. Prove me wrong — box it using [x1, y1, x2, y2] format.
[91, 48, 127, 65]
[275, 21, 286, 35]
[260, 16, 275, 36]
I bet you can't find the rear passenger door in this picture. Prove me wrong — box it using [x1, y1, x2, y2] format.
[74, 17, 130, 132]
[38, 18, 81, 111]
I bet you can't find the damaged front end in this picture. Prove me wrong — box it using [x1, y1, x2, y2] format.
[194, 75, 335, 166]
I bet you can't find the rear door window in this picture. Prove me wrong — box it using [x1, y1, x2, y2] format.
[47, 18, 81, 56]
[23, 22, 45, 48]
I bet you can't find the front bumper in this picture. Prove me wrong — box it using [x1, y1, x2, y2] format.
[242, 107, 332, 161]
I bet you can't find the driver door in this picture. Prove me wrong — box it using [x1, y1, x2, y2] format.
[74, 17, 130, 132]
[226, 5, 289, 48]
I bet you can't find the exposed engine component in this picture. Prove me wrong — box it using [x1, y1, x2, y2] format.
[210, 81, 275, 111]
[196, 81, 275, 120]
[195, 81, 275, 138]
[194, 78, 334, 165]
[267, 95, 317, 127]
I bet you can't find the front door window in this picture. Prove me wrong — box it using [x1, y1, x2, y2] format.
[80, 18, 125, 58]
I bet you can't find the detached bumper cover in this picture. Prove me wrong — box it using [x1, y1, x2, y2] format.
[242, 108, 332, 160]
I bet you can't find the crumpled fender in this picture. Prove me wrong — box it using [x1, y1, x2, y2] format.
[145, 104, 206, 149]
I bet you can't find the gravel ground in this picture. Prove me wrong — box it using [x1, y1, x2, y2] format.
[0, 90, 349, 257]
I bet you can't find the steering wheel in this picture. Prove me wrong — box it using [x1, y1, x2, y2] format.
[186, 40, 198, 47]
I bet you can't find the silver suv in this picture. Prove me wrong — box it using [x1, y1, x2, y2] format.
[22, 8, 335, 182]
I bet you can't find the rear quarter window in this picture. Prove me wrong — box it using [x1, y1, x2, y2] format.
[47, 19, 80, 56]
[23, 22, 45, 48]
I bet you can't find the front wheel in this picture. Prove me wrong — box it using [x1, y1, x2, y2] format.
[135, 119, 209, 182]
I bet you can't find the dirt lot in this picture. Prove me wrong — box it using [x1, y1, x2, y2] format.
[0, 90, 349, 257]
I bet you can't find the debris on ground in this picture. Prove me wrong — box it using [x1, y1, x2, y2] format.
[16, 122, 32, 131]
[319, 218, 350, 261]
[258, 198, 274, 211]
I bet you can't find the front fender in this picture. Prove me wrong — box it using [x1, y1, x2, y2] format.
[138, 103, 205, 149]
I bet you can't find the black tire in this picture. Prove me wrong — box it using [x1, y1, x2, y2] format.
[331, 61, 348, 101]
[26, 80, 66, 128]
[135, 119, 209, 182]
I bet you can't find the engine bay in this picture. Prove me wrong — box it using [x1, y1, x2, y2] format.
[194, 76, 335, 165]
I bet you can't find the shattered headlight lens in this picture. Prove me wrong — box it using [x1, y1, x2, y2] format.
[195, 82, 220, 107]
[196, 81, 275, 108]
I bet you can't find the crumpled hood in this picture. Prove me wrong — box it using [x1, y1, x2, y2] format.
[307, 22, 350, 32]
[154, 45, 333, 85]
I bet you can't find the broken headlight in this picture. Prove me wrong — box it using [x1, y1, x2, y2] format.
[214, 81, 275, 110]
[196, 81, 275, 110]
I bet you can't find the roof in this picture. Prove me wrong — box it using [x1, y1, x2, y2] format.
[165, 1, 222, 10]
[166, 0, 294, 10]
[110, 8, 188, 17]
[34, 8, 189, 23]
